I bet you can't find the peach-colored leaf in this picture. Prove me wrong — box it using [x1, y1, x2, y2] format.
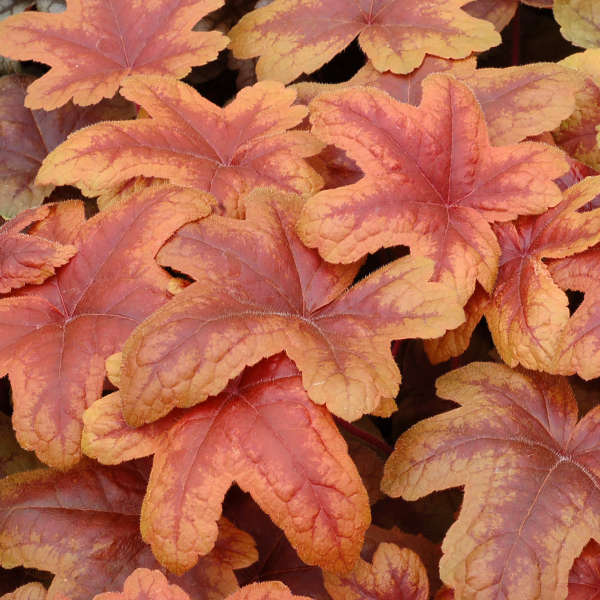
[117, 188, 464, 425]
[37, 76, 323, 217]
[568, 540, 600, 599]
[0, 184, 211, 468]
[0, 0, 228, 110]
[0, 583, 47, 600]
[0, 204, 76, 294]
[228, 0, 500, 84]
[225, 582, 312, 600]
[297, 74, 568, 304]
[83, 354, 371, 576]
[382, 363, 600, 600]
[0, 74, 135, 218]
[554, 0, 600, 48]
[0, 461, 256, 600]
[93, 569, 190, 600]
[555, 50, 600, 171]
[324, 543, 429, 600]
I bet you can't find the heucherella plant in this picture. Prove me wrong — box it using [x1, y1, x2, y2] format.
[0, 0, 600, 599]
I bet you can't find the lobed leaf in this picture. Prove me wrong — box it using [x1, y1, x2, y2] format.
[225, 582, 312, 600]
[0, 0, 228, 110]
[228, 0, 500, 83]
[463, 0, 519, 32]
[37, 76, 323, 216]
[0, 184, 211, 468]
[567, 540, 600, 599]
[554, 0, 600, 48]
[83, 354, 371, 575]
[117, 188, 464, 425]
[382, 363, 600, 600]
[298, 74, 568, 305]
[93, 569, 191, 600]
[0, 583, 48, 600]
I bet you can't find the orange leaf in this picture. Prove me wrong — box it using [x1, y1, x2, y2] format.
[0, 0, 228, 110]
[297, 74, 568, 304]
[228, 0, 500, 83]
[0, 204, 76, 294]
[83, 354, 371, 575]
[382, 363, 600, 600]
[324, 543, 429, 600]
[0, 74, 135, 218]
[116, 188, 464, 425]
[37, 76, 323, 217]
[93, 569, 190, 600]
[225, 582, 312, 600]
[0, 184, 211, 468]
[0, 461, 256, 599]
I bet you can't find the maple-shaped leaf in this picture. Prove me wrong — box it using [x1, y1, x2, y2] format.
[226, 582, 312, 600]
[228, 0, 500, 84]
[295, 61, 578, 147]
[0, 0, 228, 110]
[94, 569, 190, 600]
[115, 188, 464, 425]
[83, 353, 371, 575]
[36, 77, 323, 217]
[0, 184, 211, 468]
[554, 50, 600, 171]
[0, 460, 257, 599]
[0, 204, 76, 294]
[554, 0, 600, 48]
[297, 74, 568, 305]
[0, 74, 135, 219]
[324, 543, 429, 600]
[382, 363, 600, 600]
[567, 540, 600, 599]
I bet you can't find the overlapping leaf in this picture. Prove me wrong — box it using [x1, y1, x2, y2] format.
[0, 184, 211, 468]
[382, 363, 600, 600]
[37, 76, 323, 217]
[554, 0, 600, 48]
[324, 543, 429, 600]
[226, 583, 312, 600]
[116, 188, 463, 425]
[83, 353, 371, 575]
[0, 0, 228, 110]
[463, 0, 519, 31]
[228, 0, 500, 83]
[94, 569, 190, 600]
[567, 540, 600, 599]
[297, 74, 568, 305]
[0, 412, 42, 477]
[0, 583, 48, 600]
[0, 74, 135, 218]
[0, 204, 76, 294]
[0, 460, 257, 599]
[555, 50, 600, 171]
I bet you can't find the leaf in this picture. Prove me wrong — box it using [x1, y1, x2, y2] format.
[37, 76, 323, 217]
[93, 569, 190, 600]
[116, 188, 464, 425]
[485, 175, 600, 371]
[463, 0, 519, 31]
[554, 50, 600, 171]
[0, 0, 228, 110]
[568, 540, 600, 599]
[554, 0, 600, 48]
[0, 184, 211, 468]
[0, 74, 135, 218]
[225, 582, 312, 600]
[228, 0, 500, 84]
[324, 543, 429, 600]
[0, 204, 76, 294]
[83, 354, 371, 576]
[0, 583, 47, 600]
[382, 363, 600, 600]
[297, 73, 568, 305]
[0, 460, 257, 600]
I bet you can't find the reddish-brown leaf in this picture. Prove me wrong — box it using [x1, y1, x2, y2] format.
[0, 204, 76, 294]
[324, 543, 429, 600]
[37, 76, 323, 217]
[382, 363, 600, 600]
[116, 188, 464, 425]
[567, 540, 600, 599]
[0, 184, 211, 468]
[0, 0, 228, 110]
[83, 354, 371, 576]
[297, 74, 568, 305]
[225, 582, 312, 600]
[228, 0, 499, 83]
[0, 74, 135, 218]
[0, 460, 256, 599]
